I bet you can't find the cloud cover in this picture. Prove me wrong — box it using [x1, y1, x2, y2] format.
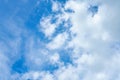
[0, 0, 120, 80]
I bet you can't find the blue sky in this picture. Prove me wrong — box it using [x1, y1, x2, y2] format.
[0, 0, 120, 80]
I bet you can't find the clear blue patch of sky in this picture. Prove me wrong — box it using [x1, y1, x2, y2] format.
[41, 62, 59, 74]
[11, 36, 28, 74]
[24, 0, 54, 43]
[54, 0, 67, 4]
[0, 23, 17, 40]
[11, 56, 28, 74]
[59, 48, 73, 65]
[0, 0, 36, 23]
[25, 0, 53, 30]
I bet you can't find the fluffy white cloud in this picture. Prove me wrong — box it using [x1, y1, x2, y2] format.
[52, 1, 62, 12]
[20, 71, 54, 80]
[39, 16, 57, 37]
[40, 0, 120, 80]
[50, 53, 60, 64]
[47, 32, 68, 50]
[1, 0, 120, 80]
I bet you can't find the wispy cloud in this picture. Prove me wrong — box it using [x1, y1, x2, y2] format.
[0, 0, 120, 80]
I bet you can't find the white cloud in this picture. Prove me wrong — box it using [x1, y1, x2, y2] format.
[47, 32, 68, 50]
[41, 0, 120, 80]
[54, 65, 80, 80]
[1, 0, 120, 80]
[50, 53, 60, 64]
[64, 0, 120, 54]
[21, 71, 54, 80]
[39, 16, 57, 38]
[39, 9, 70, 38]
[52, 1, 61, 12]
[25, 37, 50, 70]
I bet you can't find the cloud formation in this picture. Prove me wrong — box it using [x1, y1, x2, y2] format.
[0, 0, 120, 80]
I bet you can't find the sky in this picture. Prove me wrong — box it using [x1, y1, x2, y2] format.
[0, 0, 120, 80]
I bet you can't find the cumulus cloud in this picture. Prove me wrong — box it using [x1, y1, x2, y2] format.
[20, 71, 54, 80]
[52, 0, 62, 12]
[39, 0, 120, 80]
[0, 0, 120, 80]
[13, 0, 120, 79]
[47, 32, 68, 50]
[39, 16, 57, 37]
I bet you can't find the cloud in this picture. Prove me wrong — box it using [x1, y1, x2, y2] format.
[39, 0, 120, 80]
[0, 0, 120, 80]
[0, 18, 26, 80]
[20, 71, 54, 80]
[0, 52, 11, 80]
[47, 32, 68, 50]
[52, 0, 61, 12]
[17, 0, 120, 79]
[39, 16, 57, 37]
